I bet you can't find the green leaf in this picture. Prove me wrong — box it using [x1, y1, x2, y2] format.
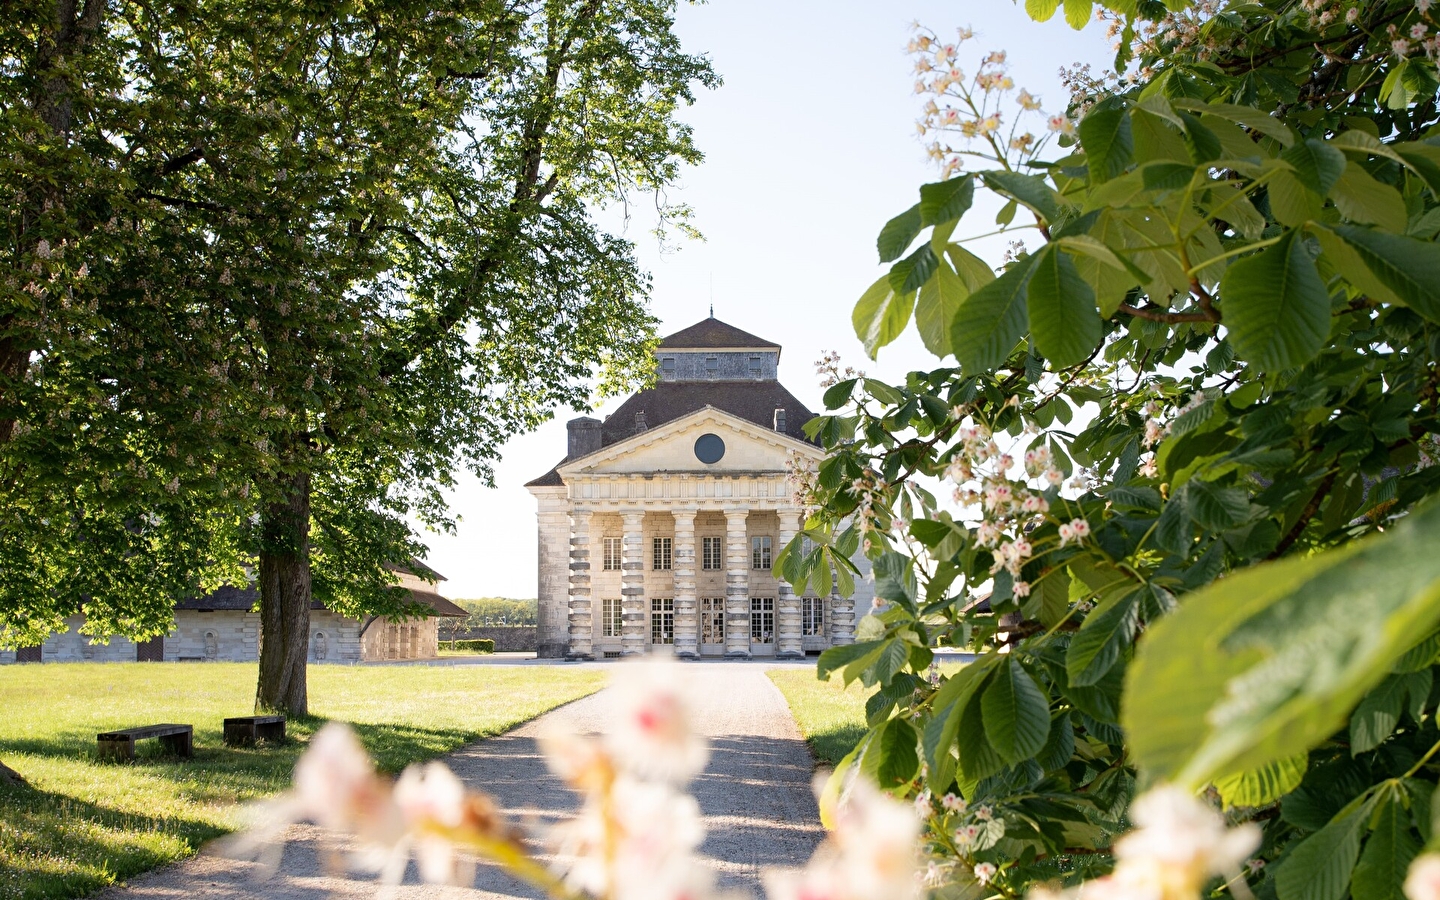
[951, 254, 1038, 373]
[891, 243, 939, 294]
[981, 171, 1063, 223]
[1172, 99, 1295, 147]
[1062, 0, 1091, 29]
[878, 203, 923, 263]
[1331, 226, 1440, 323]
[853, 273, 916, 359]
[1331, 162, 1408, 233]
[1219, 228, 1331, 371]
[981, 657, 1052, 764]
[1349, 674, 1406, 753]
[1188, 479, 1250, 530]
[916, 259, 970, 358]
[1025, 0, 1061, 20]
[817, 639, 885, 683]
[1277, 797, 1376, 900]
[1026, 244, 1102, 367]
[920, 178, 975, 227]
[1142, 161, 1197, 191]
[1353, 796, 1423, 900]
[1269, 166, 1325, 227]
[958, 686, 1007, 781]
[1282, 139, 1347, 195]
[1066, 587, 1141, 687]
[1125, 500, 1440, 789]
[1214, 753, 1308, 808]
[873, 717, 921, 789]
[1080, 100, 1134, 184]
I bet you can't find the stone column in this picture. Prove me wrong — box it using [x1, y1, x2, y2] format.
[776, 509, 804, 659]
[673, 509, 699, 659]
[724, 509, 751, 659]
[567, 510, 594, 660]
[621, 510, 647, 656]
[829, 586, 855, 646]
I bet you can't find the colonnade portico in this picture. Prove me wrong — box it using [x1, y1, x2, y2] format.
[563, 501, 823, 660]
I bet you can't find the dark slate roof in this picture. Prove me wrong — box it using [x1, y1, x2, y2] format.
[177, 584, 258, 612]
[657, 318, 780, 351]
[603, 381, 816, 445]
[179, 585, 462, 617]
[389, 558, 445, 582]
[525, 380, 818, 487]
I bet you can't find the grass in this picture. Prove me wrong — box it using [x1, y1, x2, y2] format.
[768, 668, 875, 766]
[769, 662, 969, 767]
[0, 662, 605, 900]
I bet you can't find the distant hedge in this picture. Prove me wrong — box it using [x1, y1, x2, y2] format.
[443, 639, 494, 653]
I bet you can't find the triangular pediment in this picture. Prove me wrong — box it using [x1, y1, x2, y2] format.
[557, 406, 822, 478]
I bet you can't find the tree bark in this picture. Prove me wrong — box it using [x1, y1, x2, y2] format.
[0, 759, 23, 786]
[255, 470, 312, 716]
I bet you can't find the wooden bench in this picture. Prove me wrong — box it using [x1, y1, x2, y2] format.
[97, 724, 193, 762]
[223, 715, 286, 746]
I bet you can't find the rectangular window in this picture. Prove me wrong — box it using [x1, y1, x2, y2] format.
[750, 597, 775, 643]
[602, 537, 622, 571]
[702, 536, 723, 570]
[751, 536, 773, 570]
[748, 356, 763, 375]
[701, 597, 725, 644]
[661, 357, 676, 374]
[802, 597, 825, 637]
[652, 537, 672, 570]
[601, 598, 623, 637]
[705, 356, 718, 377]
[651, 598, 674, 645]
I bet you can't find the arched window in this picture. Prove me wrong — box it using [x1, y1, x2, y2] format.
[204, 631, 219, 660]
[312, 631, 328, 661]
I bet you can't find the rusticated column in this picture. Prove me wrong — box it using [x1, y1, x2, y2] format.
[620, 510, 646, 656]
[567, 510, 594, 660]
[776, 509, 804, 659]
[829, 585, 855, 646]
[673, 509, 698, 659]
[724, 509, 751, 659]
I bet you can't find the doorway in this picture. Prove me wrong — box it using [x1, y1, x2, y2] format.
[700, 597, 725, 656]
[136, 637, 163, 662]
[749, 597, 775, 655]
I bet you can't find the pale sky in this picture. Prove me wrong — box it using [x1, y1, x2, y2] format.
[425, 1, 1114, 598]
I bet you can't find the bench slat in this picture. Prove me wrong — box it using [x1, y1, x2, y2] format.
[222, 715, 285, 726]
[97, 724, 192, 741]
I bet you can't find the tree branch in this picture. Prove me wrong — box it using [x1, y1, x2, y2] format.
[1268, 467, 1339, 559]
[1117, 303, 1213, 324]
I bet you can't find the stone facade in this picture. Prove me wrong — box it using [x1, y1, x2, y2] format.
[527, 318, 869, 660]
[2, 565, 461, 664]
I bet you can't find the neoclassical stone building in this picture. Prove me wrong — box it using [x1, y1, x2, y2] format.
[527, 317, 869, 659]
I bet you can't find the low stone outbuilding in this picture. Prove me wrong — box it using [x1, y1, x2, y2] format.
[0, 562, 466, 664]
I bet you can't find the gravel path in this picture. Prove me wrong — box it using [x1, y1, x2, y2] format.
[98, 662, 824, 900]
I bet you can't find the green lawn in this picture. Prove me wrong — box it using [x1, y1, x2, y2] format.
[769, 662, 968, 767]
[0, 662, 605, 900]
[768, 668, 875, 766]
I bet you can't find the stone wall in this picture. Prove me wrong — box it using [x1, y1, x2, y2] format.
[454, 626, 537, 652]
[166, 610, 260, 661]
[533, 485, 570, 658]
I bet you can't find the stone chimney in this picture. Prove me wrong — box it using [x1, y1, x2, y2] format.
[566, 417, 602, 460]
[773, 408, 787, 434]
[634, 411, 648, 434]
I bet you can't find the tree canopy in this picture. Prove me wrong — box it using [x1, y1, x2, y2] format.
[786, 2, 1440, 899]
[2, 0, 715, 715]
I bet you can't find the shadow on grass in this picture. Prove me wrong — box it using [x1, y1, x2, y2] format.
[0, 778, 220, 900]
[0, 718, 494, 900]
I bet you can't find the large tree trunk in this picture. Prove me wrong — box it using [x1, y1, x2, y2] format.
[0, 759, 23, 786]
[255, 470, 312, 716]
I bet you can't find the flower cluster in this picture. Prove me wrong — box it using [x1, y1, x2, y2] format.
[945, 420, 1086, 595]
[767, 777, 921, 900]
[815, 350, 863, 389]
[1033, 787, 1259, 900]
[908, 25, 1061, 175]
